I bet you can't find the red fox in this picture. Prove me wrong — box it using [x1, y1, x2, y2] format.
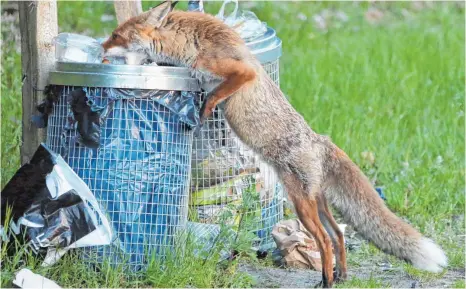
[102, 1, 447, 287]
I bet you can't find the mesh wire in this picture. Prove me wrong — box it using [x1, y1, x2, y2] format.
[46, 86, 193, 270]
[189, 59, 283, 251]
[44, 57, 282, 269]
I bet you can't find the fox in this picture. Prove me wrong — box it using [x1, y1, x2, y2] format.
[101, 1, 448, 287]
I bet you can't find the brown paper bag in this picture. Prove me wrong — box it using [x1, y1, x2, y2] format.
[272, 219, 342, 271]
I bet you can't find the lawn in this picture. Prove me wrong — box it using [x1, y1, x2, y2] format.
[1, 1, 464, 288]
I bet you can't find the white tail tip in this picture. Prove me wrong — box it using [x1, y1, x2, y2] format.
[411, 238, 448, 273]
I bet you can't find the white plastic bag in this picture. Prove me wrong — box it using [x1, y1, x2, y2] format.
[41, 155, 113, 266]
[13, 269, 62, 289]
[216, 0, 267, 41]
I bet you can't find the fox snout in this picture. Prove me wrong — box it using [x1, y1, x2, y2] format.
[102, 39, 125, 55]
[101, 36, 130, 58]
[101, 39, 149, 65]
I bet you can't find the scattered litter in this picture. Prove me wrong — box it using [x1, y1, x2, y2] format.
[312, 9, 350, 31]
[100, 14, 115, 22]
[344, 226, 363, 251]
[335, 11, 349, 22]
[271, 219, 346, 271]
[375, 187, 386, 201]
[0, 143, 112, 266]
[313, 14, 327, 31]
[361, 151, 375, 165]
[377, 261, 394, 271]
[216, 0, 267, 41]
[13, 269, 62, 289]
[365, 8, 384, 25]
[53, 33, 103, 63]
[297, 12, 307, 21]
[271, 248, 285, 266]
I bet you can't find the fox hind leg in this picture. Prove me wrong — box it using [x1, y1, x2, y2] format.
[316, 194, 348, 282]
[281, 172, 335, 288]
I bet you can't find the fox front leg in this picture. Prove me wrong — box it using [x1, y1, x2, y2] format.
[199, 91, 216, 125]
[195, 58, 256, 125]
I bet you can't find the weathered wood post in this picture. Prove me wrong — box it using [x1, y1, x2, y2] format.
[18, 1, 58, 164]
[114, 0, 142, 24]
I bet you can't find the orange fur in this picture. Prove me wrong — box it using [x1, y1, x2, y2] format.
[195, 58, 256, 122]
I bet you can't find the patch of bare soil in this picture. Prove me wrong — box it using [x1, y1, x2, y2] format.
[239, 263, 464, 288]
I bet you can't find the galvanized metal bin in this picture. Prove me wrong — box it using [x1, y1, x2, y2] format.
[189, 27, 284, 251]
[46, 62, 201, 270]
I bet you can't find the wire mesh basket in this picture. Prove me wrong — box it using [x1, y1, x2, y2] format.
[46, 62, 201, 270]
[189, 27, 284, 251]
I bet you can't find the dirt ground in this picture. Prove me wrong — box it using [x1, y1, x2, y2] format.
[239, 223, 464, 288]
[239, 263, 465, 288]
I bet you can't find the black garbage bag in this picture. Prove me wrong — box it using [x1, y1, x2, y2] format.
[0, 143, 112, 265]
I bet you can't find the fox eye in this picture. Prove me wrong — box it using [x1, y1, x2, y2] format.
[112, 34, 118, 40]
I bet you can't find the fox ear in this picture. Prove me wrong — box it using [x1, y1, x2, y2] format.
[145, 1, 177, 27]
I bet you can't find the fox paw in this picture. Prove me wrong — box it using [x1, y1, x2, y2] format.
[199, 96, 215, 125]
[199, 107, 213, 125]
[333, 268, 347, 284]
[313, 280, 331, 288]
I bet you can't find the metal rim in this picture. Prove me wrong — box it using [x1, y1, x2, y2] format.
[49, 62, 202, 91]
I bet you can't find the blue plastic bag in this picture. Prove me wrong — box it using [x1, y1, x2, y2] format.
[46, 86, 199, 270]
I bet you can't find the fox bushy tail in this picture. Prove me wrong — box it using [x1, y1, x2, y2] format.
[324, 145, 447, 273]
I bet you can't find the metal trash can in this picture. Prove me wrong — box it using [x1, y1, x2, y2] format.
[189, 27, 283, 251]
[46, 62, 201, 270]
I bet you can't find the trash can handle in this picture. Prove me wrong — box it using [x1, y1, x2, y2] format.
[216, 0, 238, 21]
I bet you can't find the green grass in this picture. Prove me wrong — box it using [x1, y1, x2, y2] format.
[453, 279, 466, 289]
[335, 276, 390, 288]
[1, 1, 465, 288]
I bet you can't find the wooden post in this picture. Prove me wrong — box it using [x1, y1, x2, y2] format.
[18, 1, 58, 164]
[114, 0, 142, 24]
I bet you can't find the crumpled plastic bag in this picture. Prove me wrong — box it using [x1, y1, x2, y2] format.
[272, 219, 346, 271]
[0, 143, 113, 266]
[186, 222, 235, 260]
[69, 88, 103, 149]
[216, 0, 267, 41]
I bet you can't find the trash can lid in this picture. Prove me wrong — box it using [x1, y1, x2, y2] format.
[49, 62, 201, 91]
[246, 27, 282, 64]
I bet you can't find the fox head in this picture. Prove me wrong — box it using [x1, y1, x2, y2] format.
[102, 1, 178, 61]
